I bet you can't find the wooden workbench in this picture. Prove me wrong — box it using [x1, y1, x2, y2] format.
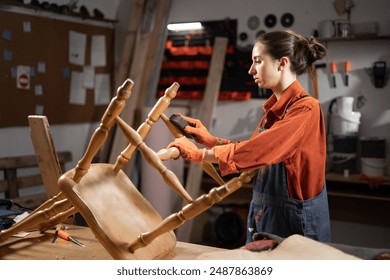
[0, 224, 225, 260]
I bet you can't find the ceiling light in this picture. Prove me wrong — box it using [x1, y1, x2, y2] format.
[167, 22, 203, 32]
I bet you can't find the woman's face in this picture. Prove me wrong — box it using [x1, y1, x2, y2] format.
[248, 42, 281, 89]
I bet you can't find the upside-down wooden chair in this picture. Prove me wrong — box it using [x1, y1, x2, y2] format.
[0, 78, 257, 259]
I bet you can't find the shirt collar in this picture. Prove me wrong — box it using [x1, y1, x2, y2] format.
[262, 80, 307, 119]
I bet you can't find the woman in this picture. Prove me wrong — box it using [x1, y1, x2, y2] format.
[167, 29, 331, 243]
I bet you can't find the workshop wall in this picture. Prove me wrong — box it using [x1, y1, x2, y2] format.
[1, 0, 388, 171]
[167, 0, 390, 175]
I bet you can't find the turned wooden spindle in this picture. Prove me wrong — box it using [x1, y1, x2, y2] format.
[160, 113, 185, 138]
[115, 116, 192, 203]
[0, 191, 74, 241]
[157, 147, 180, 161]
[0, 198, 72, 242]
[127, 169, 257, 253]
[113, 82, 180, 172]
[73, 79, 134, 183]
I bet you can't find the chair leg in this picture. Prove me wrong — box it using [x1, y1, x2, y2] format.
[0, 197, 73, 243]
[127, 170, 257, 253]
[113, 82, 180, 172]
[73, 79, 134, 183]
[115, 116, 193, 203]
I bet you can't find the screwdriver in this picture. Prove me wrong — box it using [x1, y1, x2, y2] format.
[345, 60, 351, 86]
[331, 61, 337, 88]
[57, 229, 85, 247]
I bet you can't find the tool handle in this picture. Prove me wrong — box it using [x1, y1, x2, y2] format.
[331, 62, 337, 73]
[345, 60, 351, 73]
[57, 229, 70, 241]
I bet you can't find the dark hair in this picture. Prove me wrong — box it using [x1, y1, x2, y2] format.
[256, 30, 327, 76]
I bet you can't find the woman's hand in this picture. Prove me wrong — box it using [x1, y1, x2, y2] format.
[167, 136, 205, 162]
[178, 114, 217, 148]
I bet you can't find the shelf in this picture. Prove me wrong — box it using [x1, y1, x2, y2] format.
[326, 172, 390, 187]
[318, 36, 390, 43]
[1, 1, 117, 24]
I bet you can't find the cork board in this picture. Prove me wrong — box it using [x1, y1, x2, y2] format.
[0, 9, 114, 127]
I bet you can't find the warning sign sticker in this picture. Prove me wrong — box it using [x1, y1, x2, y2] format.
[17, 65, 31, 90]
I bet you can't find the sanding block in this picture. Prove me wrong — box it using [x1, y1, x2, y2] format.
[169, 114, 194, 138]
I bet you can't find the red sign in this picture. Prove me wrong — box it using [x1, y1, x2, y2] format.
[16, 66, 31, 89]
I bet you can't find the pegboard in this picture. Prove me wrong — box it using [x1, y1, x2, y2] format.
[0, 8, 114, 127]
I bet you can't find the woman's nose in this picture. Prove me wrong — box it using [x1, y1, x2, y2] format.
[248, 64, 255, 75]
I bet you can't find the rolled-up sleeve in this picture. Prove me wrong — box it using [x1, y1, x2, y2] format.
[212, 103, 313, 177]
[212, 143, 238, 176]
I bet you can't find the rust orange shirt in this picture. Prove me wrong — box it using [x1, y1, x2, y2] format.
[212, 80, 326, 200]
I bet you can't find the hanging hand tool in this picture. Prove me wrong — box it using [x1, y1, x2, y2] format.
[331, 61, 337, 88]
[345, 60, 351, 86]
[56, 228, 85, 247]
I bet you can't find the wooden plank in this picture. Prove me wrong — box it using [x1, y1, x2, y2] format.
[0, 152, 71, 169]
[0, 174, 43, 192]
[11, 193, 48, 210]
[135, 0, 171, 110]
[108, 33, 151, 166]
[4, 169, 18, 198]
[176, 37, 228, 242]
[108, 0, 171, 176]
[28, 116, 69, 198]
[0, 152, 72, 193]
[113, 0, 145, 91]
[99, 0, 145, 163]
[0, 155, 39, 169]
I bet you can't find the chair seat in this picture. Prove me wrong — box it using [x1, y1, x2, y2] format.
[59, 163, 176, 260]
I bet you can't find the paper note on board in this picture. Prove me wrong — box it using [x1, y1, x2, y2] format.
[37, 62, 46, 73]
[2, 29, 12, 40]
[83, 66, 95, 89]
[69, 30, 86, 66]
[91, 35, 106, 67]
[35, 104, 44, 115]
[23, 21, 31, 32]
[69, 71, 86, 105]
[34, 84, 43, 96]
[94, 73, 110, 105]
[3, 50, 12, 61]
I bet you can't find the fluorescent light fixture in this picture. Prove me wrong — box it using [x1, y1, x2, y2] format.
[167, 22, 203, 31]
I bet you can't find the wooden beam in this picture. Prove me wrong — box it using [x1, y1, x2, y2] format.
[176, 37, 229, 242]
[99, 0, 145, 163]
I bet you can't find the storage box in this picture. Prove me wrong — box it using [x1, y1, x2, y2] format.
[352, 22, 379, 36]
[360, 137, 386, 158]
[361, 157, 386, 177]
[331, 153, 357, 174]
[333, 135, 358, 153]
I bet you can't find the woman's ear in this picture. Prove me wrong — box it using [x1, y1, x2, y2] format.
[278, 57, 289, 71]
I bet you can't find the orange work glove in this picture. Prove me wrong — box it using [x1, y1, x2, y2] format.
[179, 114, 217, 148]
[167, 136, 205, 162]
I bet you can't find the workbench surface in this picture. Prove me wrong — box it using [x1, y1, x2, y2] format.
[0, 224, 225, 260]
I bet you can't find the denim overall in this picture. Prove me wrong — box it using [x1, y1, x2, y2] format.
[246, 127, 331, 244]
